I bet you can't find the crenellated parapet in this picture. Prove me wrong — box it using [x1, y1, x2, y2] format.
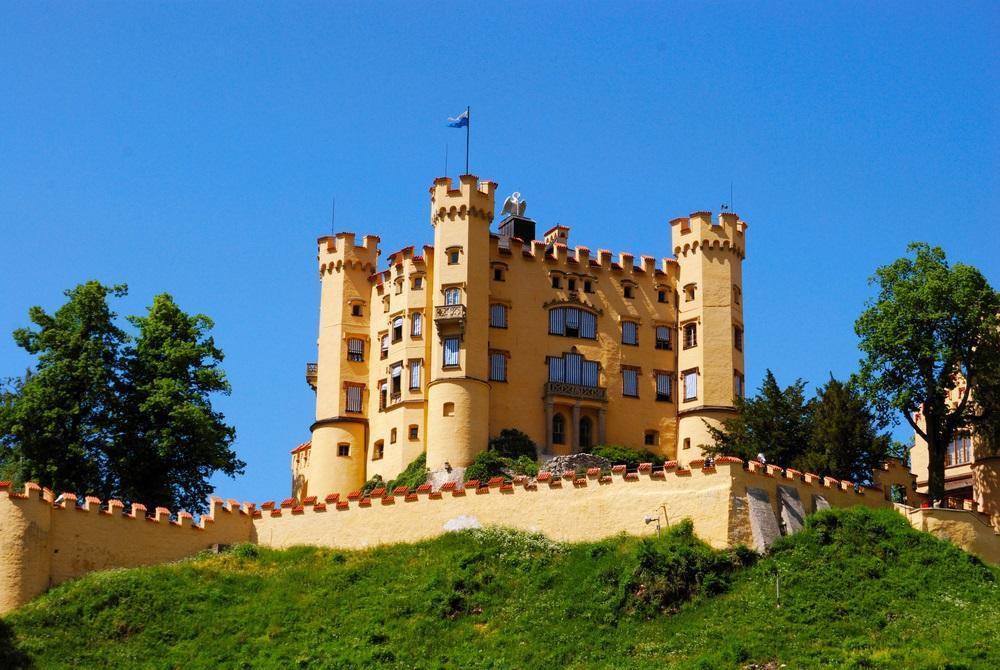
[317, 232, 381, 277]
[491, 236, 679, 282]
[430, 175, 497, 226]
[671, 211, 748, 259]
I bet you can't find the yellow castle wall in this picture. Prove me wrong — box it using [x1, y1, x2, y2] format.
[3, 458, 996, 615]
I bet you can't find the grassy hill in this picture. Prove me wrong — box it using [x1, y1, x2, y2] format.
[2, 507, 999, 669]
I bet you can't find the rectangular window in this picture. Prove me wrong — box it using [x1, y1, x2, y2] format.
[345, 384, 363, 413]
[564, 308, 580, 337]
[409, 359, 422, 390]
[684, 371, 698, 401]
[734, 371, 745, 399]
[490, 303, 508, 328]
[568, 279, 576, 291]
[548, 356, 565, 382]
[443, 337, 460, 367]
[448, 250, 460, 264]
[623, 285, 634, 299]
[565, 353, 582, 384]
[412, 276, 423, 290]
[337, 443, 350, 457]
[347, 338, 365, 362]
[390, 428, 397, 444]
[549, 307, 564, 335]
[622, 321, 638, 345]
[380, 334, 389, 359]
[409, 425, 419, 440]
[655, 326, 671, 350]
[379, 381, 387, 410]
[392, 317, 404, 343]
[584, 280, 593, 293]
[946, 433, 973, 466]
[444, 287, 461, 305]
[390, 364, 402, 397]
[684, 324, 697, 349]
[493, 267, 504, 281]
[551, 276, 561, 289]
[657, 290, 667, 303]
[411, 312, 423, 337]
[580, 311, 597, 339]
[582, 360, 599, 388]
[656, 372, 673, 401]
[490, 351, 507, 382]
[734, 326, 744, 352]
[351, 304, 363, 317]
[623, 368, 639, 398]
[394, 280, 403, 295]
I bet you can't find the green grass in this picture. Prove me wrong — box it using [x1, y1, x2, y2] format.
[3, 507, 999, 669]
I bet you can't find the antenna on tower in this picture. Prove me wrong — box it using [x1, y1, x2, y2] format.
[331, 197, 336, 236]
[721, 182, 734, 212]
[444, 144, 449, 177]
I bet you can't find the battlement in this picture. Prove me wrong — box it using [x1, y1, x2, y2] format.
[492, 235, 678, 280]
[430, 175, 497, 225]
[317, 232, 381, 276]
[670, 210, 748, 259]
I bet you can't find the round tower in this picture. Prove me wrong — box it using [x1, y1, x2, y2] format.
[307, 232, 380, 498]
[424, 175, 497, 472]
[670, 211, 748, 460]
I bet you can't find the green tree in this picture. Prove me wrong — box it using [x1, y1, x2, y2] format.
[114, 294, 243, 512]
[0, 283, 244, 513]
[488, 428, 537, 460]
[704, 369, 813, 466]
[854, 243, 1000, 502]
[0, 282, 127, 497]
[797, 375, 891, 485]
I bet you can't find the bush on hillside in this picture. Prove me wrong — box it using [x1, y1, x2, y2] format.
[464, 450, 537, 483]
[619, 519, 755, 617]
[362, 453, 428, 495]
[590, 444, 665, 470]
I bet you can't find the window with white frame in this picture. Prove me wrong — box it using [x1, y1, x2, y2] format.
[489, 351, 507, 382]
[345, 384, 363, 413]
[622, 320, 638, 346]
[380, 333, 389, 359]
[444, 287, 461, 305]
[683, 370, 698, 401]
[409, 359, 422, 389]
[411, 312, 423, 337]
[490, 303, 508, 328]
[622, 367, 639, 397]
[443, 337, 460, 367]
[684, 323, 697, 349]
[655, 371, 673, 401]
[391, 316, 404, 343]
[946, 433, 973, 466]
[390, 364, 402, 398]
[347, 338, 365, 362]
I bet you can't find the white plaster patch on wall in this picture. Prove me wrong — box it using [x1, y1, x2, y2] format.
[444, 515, 482, 531]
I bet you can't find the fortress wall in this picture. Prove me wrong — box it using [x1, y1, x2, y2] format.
[0, 483, 253, 615]
[902, 506, 1000, 564]
[251, 463, 739, 550]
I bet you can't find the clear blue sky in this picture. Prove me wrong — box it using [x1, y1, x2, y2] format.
[1, 2, 997, 504]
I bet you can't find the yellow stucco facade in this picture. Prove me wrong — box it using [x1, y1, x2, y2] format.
[294, 174, 748, 500]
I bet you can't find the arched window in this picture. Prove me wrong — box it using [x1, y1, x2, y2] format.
[552, 414, 566, 444]
[392, 316, 404, 343]
[579, 417, 592, 449]
[444, 287, 461, 305]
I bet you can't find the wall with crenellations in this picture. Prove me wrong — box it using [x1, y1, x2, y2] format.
[3, 457, 997, 616]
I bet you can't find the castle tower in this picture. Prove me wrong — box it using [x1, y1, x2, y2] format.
[307, 232, 380, 498]
[670, 211, 748, 459]
[424, 175, 497, 471]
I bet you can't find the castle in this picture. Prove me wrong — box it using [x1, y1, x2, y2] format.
[2, 173, 998, 617]
[293, 174, 747, 499]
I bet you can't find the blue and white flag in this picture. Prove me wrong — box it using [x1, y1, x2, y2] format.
[447, 109, 469, 128]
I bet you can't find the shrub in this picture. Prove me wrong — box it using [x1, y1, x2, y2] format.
[590, 444, 664, 470]
[386, 453, 427, 491]
[464, 450, 508, 483]
[361, 474, 384, 496]
[488, 428, 537, 460]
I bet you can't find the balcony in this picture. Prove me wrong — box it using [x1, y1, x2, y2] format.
[434, 304, 466, 331]
[544, 381, 607, 402]
[305, 363, 318, 390]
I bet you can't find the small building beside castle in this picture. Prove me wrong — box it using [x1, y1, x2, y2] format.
[292, 175, 748, 500]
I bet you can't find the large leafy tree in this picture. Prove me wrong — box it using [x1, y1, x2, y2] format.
[854, 243, 1000, 502]
[0, 282, 126, 497]
[115, 294, 243, 512]
[705, 369, 813, 467]
[797, 376, 891, 485]
[0, 282, 243, 513]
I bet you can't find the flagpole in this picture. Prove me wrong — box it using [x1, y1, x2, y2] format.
[465, 106, 470, 175]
